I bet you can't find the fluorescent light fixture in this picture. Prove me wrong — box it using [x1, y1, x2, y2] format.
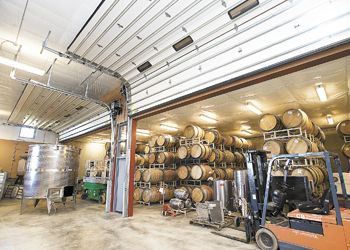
[315, 84, 327, 102]
[160, 124, 178, 131]
[137, 61, 152, 72]
[326, 114, 334, 125]
[173, 35, 194, 51]
[0, 56, 45, 76]
[199, 114, 217, 123]
[241, 130, 253, 135]
[240, 124, 251, 130]
[136, 129, 150, 136]
[246, 102, 262, 115]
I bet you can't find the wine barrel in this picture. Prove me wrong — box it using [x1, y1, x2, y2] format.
[190, 164, 213, 180]
[133, 187, 144, 201]
[142, 169, 163, 183]
[224, 150, 235, 164]
[213, 168, 226, 179]
[232, 136, 243, 148]
[282, 109, 314, 134]
[177, 145, 191, 160]
[317, 141, 326, 151]
[342, 143, 350, 158]
[223, 136, 234, 146]
[259, 114, 284, 131]
[162, 187, 174, 201]
[246, 140, 254, 149]
[271, 169, 284, 176]
[286, 137, 313, 154]
[148, 136, 158, 147]
[263, 140, 285, 157]
[135, 154, 145, 166]
[156, 135, 177, 148]
[179, 186, 193, 198]
[176, 165, 192, 180]
[169, 198, 185, 210]
[136, 144, 146, 153]
[208, 149, 225, 163]
[191, 185, 213, 203]
[291, 166, 325, 185]
[234, 152, 245, 163]
[204, 130, 223, 144]
[174, 188, 189, 200]
[142, 187, 161, 203]
[148, 153, 157, 164]
[144, 145, 151, 154]
[190, 144, 212, 160]
[163, 169, 177, 182]
[157, 151, 175, 164]
[184, 125, 205, 139]
[337, 120, 350, 136]
[134, 169, 143, 182]
[240, 138, 250, 149]
[224, 168, 234, 180]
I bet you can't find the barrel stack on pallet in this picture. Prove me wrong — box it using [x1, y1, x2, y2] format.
[259, 109, 329, 197]
[176, 124, 253, 204]
[337, 120, 350, 160]
[133, 136, 177, 206]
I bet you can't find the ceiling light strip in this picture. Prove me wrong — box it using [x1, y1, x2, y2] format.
[315, 84, 327, 102]
[0, 56, 45, 76]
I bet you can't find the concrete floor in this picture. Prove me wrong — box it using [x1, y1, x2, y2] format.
[0, 198, 258, 250]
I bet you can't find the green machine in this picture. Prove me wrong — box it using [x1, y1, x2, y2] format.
[81, 160, 110, 204]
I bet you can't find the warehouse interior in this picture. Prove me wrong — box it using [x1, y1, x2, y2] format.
[1, 0, 350, 250]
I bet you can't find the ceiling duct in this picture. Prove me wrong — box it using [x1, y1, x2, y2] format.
[173, 35, 194, 51]
[228, 0, 259, 20]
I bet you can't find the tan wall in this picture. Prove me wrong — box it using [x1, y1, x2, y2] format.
[65, 141, 107, 179]
[0, 139, 31, 177]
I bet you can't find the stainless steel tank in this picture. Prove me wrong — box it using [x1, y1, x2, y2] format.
[23, 144, 80, 199]
[213, 180, 233, 211]
[233, 170, 249, 202]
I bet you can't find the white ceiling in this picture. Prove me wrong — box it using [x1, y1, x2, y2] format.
[0, 0, 121, 124]
[137, 55, 350, 138]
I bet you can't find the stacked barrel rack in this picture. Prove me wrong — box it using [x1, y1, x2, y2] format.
[337, 120, 350, 160]
[259, 109, 329, 197]
[133, 125, 254, 206]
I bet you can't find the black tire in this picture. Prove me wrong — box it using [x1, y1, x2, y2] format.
[81, 192, 88, 200]
[255, 228, 278, 250]
[99, 193, 106, 204]
[234, 217, 241, 227]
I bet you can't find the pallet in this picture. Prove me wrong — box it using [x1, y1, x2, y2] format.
[189, 217, 233, 231]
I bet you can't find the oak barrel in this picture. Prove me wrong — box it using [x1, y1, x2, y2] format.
[134, 169, 143, 182]
[282, 109, 314, 134]
[224, 168, 234, 180]
[337, 120, 350, 136]
[177, 145, 191, 160]
[263, 140, 285, 157]
[233, 152, 245, 163]
[213, 168, 226, 179]
[208, 149, 225, 163]
[223, 136, 234, 146]
[224, 150, 235, 163]
[232, 136, 243, 148]
[133, 187, 144, 201]
[176, 165, 192, 180]
[142, 187, 161, 203]
[342, 143, 350, 158]
[157, 151, 175, 164]
[204, 130, 223, 144]
[162, 187, 174, 201]
[163, 169, 177, 182]
[286, 137, 313, 154]
[142, 168, 163, 183]
[136, 144, 146, 154]
[148, 153, 157, 164]
[184, 125, 205, 139]
[191, 185, 213, 203]
[135, 154, 145, 166]
[259, 114, 284, 131]
[157, 135, 177, 148]
[190, 164, 213, 180]
[144, 145, 151, 154]
[174, 188, 189, 200]
[240, 138, 250, 149]
[190, 144, 212, 160]
[148, 136, 158, 147]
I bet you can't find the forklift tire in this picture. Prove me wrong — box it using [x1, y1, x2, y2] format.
[255, 228, 278, 250]
[99, 193, 106, 204]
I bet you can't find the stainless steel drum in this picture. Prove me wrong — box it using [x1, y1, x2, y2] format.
[24, 144, 80, 199]
[213, 180, 233, 211]
[233, 170, 249, 204]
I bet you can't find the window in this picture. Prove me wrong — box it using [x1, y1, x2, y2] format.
[19, 127, 36, 139]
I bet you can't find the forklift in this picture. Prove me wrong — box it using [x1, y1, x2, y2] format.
[248, 151, 350, 250]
